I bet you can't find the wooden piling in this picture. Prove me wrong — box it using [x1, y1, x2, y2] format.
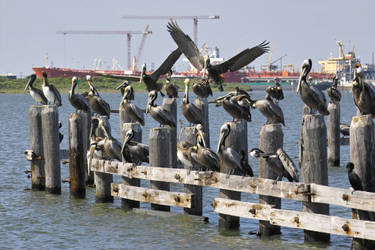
[183, 126, 203, 216]
[219, 120, 247, 232]
[194, 98, 210, 147]
[350, 115, 375, 249]
[68, 112, 86, 198]
[149, 127, 170, 211]
[81, 110, 93, 185]
[300, 114, 330, 243]
[119, 104, 134, 142]
[162, 97, 177, 168]
[41, 105, 61, 194]
[258, 124, 283, 236]
[327, 102, 340, 167]
[121, 123, 142, 210]
[28, 105, 45, 190]
[94, 115, 113, 202]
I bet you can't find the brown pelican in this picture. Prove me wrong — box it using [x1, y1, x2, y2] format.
[99, 120, 122, 161]
[25, 74, 48, 105]
[192, 79, 212, 98]
[42, 72, 62, 106]
[217, 123, 243, 175]
[249, 148, 299, 183]
[116, 80, 134, 100]
[167, 20, 269, 91]
[195, 124, 219, 171]
[176, 120, 198, 169]
[140, 48, 182, 96]
[86, 75, 111, 118]
[296, 59, 329, 115]
[352, 63, 375, 115]
[266, 78, 284, 101]
[340, 123, 350, 136]
[240, 150, 253, 177]
[346, 162, 363, 193]
[209, 93, 251, 122]
[120, 85, 145, 126]
[68, 77, 90, 112]
[327, 75, 341, 103]
[121, 129, 149, 165]
[181, 79, 203, 125]
[146, 90, 176, 127]
[250, 94, 285, 125]
[87, 117, 107, 174]
[165, 70, 178, 98]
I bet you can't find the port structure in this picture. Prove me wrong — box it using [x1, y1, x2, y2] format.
[56, 27, 152, 70]
[122, 15, 220, 46]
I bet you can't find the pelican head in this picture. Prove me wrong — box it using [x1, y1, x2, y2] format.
[86, 75, 92, 82]
[116, 80, 129, 90]
[124, 129, 134, 143]
[184, 78, 190, 85]
[249, 148, 264, 158]
[25, 74, 37, 90]
[217, 123, 230, 153]
[140, 63, 146, 83]
[204, 55, 211, 68]
[296, 58, 312, 93]
[346, 162, 354, 171]
[121, 86, 133, 105]
[72, 76, 78, 86]
[195, 123, 207, 148]
[274, 77, 280, 86]
[146, 90, 157, 113]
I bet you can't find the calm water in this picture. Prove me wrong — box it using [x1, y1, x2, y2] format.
[0, 89, 358, 249]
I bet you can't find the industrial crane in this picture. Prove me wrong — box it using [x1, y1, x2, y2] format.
[56, 27, 152, 70]
[122, 15, 220, 46]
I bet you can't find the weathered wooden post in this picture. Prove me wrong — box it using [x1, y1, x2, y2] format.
[219, 120, 247, 232]
[121, 123, 141, 210]
[350, 115, 375, 249]
[68, 112, 87, 198]
[28, 105, 45, 190]
[41, 105, 61, 194]
[300, 114, 330, 242]
[194, 98, 210, 147]
[183, 126, 203, 216]
[82, 110, 93, 185]
[119, 104, 134, 142]
[328, 102, 340, 167]
[258, 124, 283, 236]
[95, 116, 113, 202]
[149, 127, 170, 211]
[162, 97, 177, 168]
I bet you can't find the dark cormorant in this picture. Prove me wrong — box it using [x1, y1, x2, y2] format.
[346, 162, 363, 192]
[266, 78, 284, 101]
[327, 75, 341, 103]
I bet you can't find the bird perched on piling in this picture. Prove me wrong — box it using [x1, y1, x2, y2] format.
[250, 94, 285, 125]
[116, 80, 134, 100]
[68, 77, 90, 112]
[352, 63, 375, 115]
[146, 90, 176, 127]
[121, 129, 149, 165]
[266, 78, 284, 101]
[340, 123, 350, 136]
[25, 74, 48, 105]
[192, 79, 212, 98]
[85, 75, 111, 118]
[42, 72, 62, 106]
[98, 119, 122, 161]
[209, 92, 252, 122]
[181, 79, 203, 125]
[249, 148, 299, 183]
[240, 150, 253, 177]
[296, 59, 329, 115]
[346, 162, 363, 193]
[176, 120, 199, 169]
[164, 70, 178, 98]
[195, 124, 219, 171]
[327, 75, 341, 103]
[167, 20, 269, 91]
[120, 85, 145, 126]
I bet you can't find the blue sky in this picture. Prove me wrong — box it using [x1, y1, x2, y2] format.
[1, 0, 374, 77]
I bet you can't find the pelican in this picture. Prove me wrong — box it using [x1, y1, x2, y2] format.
[352, 63, 375, 115]
[86, 75, 111, 118]
[121, 129, 149, 165]
[216, 123, 243, 175]
[140, 48, 182, 96]
[327, 75, 341, 103]
[58, 121, 64, 143]
[176, 120, 196, 169]
[346, 162, 363, 193]
[42, 72, 62, 106]
[250, 94, 285, 125]
[167, 20, 269, 91]
[296, 59, 329, 115]
[209, 93, 251, 122]
[195, 124, 219, 171]
[25, 74, 48, 105]
[68, 77, 90, 112]
[192, 79, 212, 98]
[120, 85, 145, 126]
[87, 117, 107, 174]
[340, 123, 350, 136]
[98, 119, 122, 161]
[182, 79, 203, 125]
[266, 78, 284, 101]
[165, 70, 178, 98]
[116, 80, 134, 100]
[249, 148, 299, 183]
[146, 90, 176, 127]
[240, 150, 254, 177]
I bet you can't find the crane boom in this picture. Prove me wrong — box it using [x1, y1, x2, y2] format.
[136, 25, 150, 70]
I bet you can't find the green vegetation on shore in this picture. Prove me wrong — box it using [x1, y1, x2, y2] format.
[0, 76, 248, 94]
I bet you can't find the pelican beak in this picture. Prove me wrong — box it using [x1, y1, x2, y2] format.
[140, 64, 146, 83]
[25, 74, 36, 91]
[198, 129, 207, 148]
[216, 130, 225, 153]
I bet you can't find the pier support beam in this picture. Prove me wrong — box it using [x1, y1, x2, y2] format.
[328, 102, 340, 167]
[162, 98, 177, 168]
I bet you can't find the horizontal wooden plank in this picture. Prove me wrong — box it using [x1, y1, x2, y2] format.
[212, 198, 375, 241]
[91, 159, 309, 202]
[311, 184, 375, 212]
[111, 183, 192, 208]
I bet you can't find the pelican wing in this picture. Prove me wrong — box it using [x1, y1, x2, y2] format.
[96, 73, 140, 82]
[128, 103, 145, 126]
[167, 20, 204, 71]
[156, 106, 176, 126]
[150, 48, 182, 81]
[50, 84, 62, 106]
[276, 148, 298, 181]
[311, 85, 327, 107]
[212, 41, 270, 74]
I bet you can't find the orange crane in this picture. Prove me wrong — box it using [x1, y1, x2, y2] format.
[122, 15, 220, 46]
[56, 28, 152, 70]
